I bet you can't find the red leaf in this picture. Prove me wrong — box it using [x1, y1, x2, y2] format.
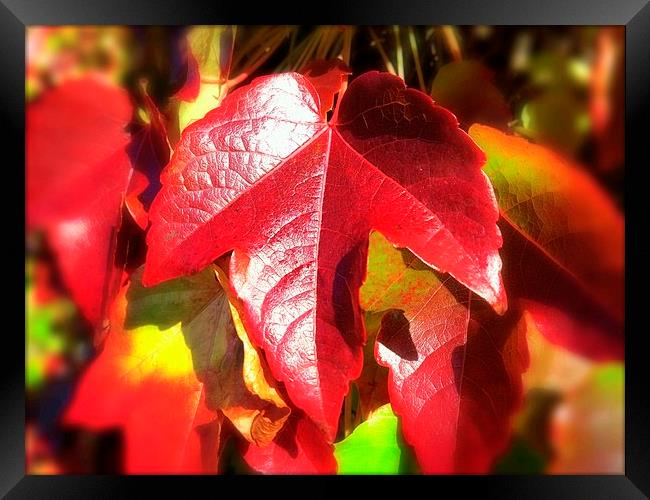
[470, 125, 624, 360]
[454, 305, 530, 472]
[143, 71, 505, 440]
[27, 77, 133, 326]
[67, 376, 222, 473]
[302, 59, 351, 115]
[64, 327, 222, 473]
[361, 233, 527, 473]
[520, 298, 622, 362]
[243, 413, 336, 474]
[125, 169, 150, 230]
[498, 222, 623, 361]
[333, 73, 506, 310]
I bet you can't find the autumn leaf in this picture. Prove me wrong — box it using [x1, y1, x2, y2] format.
[143, 71, 506, 441]
[469, 125, 624, 360]
[213, 261, 291, 446]
[64, 265, 289, 472]
[361, 232, 528, 473]
[126, 266, 290, 446]
[63, 271, 221, 473]
[27, 76, 133, 326]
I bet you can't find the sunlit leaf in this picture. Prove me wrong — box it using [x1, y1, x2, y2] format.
[360, 232, 528, 473]
[144, 71, 506, 442]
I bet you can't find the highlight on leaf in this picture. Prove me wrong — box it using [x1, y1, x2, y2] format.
[142, 69, 506, 445]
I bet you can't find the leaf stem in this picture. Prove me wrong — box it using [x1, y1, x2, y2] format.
[339, 27, 354, 98]
[441, 25, 462, 61]
[341, 26, 353, 66]
[393, 26, 404, 80]
[368, 27, 396, 75]
[344, 391, 352, 437]
[407, 27, 426, 92]
[227, 27, 291, 92]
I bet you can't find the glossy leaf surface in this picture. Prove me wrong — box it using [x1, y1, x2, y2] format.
[143, 71, 505, 440]
[361, 232, 528, 473]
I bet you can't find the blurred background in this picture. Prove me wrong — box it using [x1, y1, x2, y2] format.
[25, 25, 624, 474]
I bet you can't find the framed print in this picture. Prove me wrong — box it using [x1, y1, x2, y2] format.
[4, 0, 649, 497]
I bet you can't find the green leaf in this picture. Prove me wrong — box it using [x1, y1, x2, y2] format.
[334, 404, 417, 474]
[518, 91, 589, 154]
[178, 26, 236, 132]
[187, 26, 235, 81]
[178, 82, 224, 132]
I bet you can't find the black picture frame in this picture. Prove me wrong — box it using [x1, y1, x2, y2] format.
[5, 0, 649, 497]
